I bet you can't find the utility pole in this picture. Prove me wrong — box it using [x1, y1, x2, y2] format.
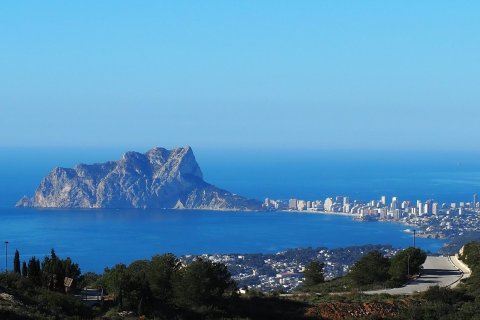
[4, 241, 8, 273]
[413, 229, 416, 248]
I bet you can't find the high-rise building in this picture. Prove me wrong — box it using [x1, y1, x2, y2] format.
[474, 193, 478, 208]
[343, 197, 350, 205]
[424, 200, 433, 215]
[288, 199, 297, 210]
[390, 197, 398, 213]
[324, 198, 334, 212]
[380, 208, 387, 219]
[393, 209, 401, 220]
[297, 200, 307, 211]
[424, 203, 431, 215]
[432, 203, 438, 215]
[417, 201, 423, 215]
[381, 195, 386, 206]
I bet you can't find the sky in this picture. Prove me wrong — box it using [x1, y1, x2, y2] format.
[1, 1, 480, 151]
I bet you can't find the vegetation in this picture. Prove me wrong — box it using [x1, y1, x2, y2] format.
[3, 243, 480, 319]
[390, 241, 480, 319]
[13, 250, 21, 274]
[2, 249, 309, 319]
[0, 255, 92, 319]
[347, 247, 426, 288]
[388, 247, 427, 284]
[349, 250, 391, 286]
[303, 261, 325, 287]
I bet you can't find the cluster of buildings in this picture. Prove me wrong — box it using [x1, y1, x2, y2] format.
[264, 194, 480, 219]
[263, 194, 480, 239]
[182, 245, 398, 292]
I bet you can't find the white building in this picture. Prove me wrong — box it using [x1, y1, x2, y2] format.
[288, 199, 297, 210]
[324, 198, 334, 212]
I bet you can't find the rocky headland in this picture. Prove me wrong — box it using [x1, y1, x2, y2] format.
[16, 146, 261, 210]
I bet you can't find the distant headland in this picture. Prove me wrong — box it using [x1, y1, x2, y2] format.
[16, 146, 262, 210]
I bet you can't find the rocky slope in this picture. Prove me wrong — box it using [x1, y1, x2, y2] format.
[16, 146, 261, 210]
[305, 300, 412, 319]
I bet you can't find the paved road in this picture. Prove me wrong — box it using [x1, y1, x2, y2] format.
[365, 256, 467, 295]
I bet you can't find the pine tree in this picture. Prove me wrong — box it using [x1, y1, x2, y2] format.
[13, 249, 21, 274]
[22, 261, 28, 277]
[27, 256, 42, 285]
[303, 261, 325, 287]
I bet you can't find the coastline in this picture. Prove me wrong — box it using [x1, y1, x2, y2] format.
[279, 209, 362, 218]
[280, 209, 446, 241]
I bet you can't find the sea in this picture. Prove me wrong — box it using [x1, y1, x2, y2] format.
[1, 147, 480, 273]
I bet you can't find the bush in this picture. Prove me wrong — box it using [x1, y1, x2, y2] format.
[422, 286, 471, 305]
[303, 261, 325, 287]
[349, 251, 390, 286]
[34, 289, 93, 318]
[173, 258, 236, 308]
[389, 247, 426, 284]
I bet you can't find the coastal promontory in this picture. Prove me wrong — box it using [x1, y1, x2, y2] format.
[16, 146, 261, 210]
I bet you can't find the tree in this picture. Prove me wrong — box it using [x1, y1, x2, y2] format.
[63, 257, 81, 289]
[146, 254, 179, 304]
[303, 261, 325, 287]
[131, 270, 153, 315]
[173, 258, 236, 308]
[460, 242, 480, 270]
[102, 264, 129, 308]
[22, 261, 28, 277]
[27, 256, 41, 285]
[349, 250, 390, 286]
[42, 249, 63, 290]
[78, 272, 101, 289]
[13, 250, 21, 274]
[389, 247, 427, 283]
[40, 249, 81, 292]
[124, 260, 153, 314]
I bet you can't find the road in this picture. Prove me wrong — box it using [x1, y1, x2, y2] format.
[365, 256, 470, 295]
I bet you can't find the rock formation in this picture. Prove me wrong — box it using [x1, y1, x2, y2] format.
[16, 146, 261, 210]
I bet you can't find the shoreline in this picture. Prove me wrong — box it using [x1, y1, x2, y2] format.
[279, 209, 362, 218]
[280, 209, 446, 240]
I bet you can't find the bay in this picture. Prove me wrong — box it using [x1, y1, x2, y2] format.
[2, 148, 479, 273]
[0, 207, 443, 273]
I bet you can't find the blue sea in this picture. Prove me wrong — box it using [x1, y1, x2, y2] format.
[1, 147, 480, 272]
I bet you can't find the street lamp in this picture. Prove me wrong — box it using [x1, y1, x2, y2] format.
[413, 229, 416, 248]
[4, 241, 8, 273]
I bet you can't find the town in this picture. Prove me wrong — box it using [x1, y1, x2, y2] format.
[187, 193, 480, 292]
[178, 194, 480, 292]
[263, 194, 480, 240]
[181, 245, 399, 293]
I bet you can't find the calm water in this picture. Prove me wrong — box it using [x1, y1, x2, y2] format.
[2, 148, 480, 208]
[0, 208, 443, 273]
[1, 148, 479, 272]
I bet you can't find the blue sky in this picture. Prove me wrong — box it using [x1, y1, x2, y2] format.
[1, 1, 479, 151]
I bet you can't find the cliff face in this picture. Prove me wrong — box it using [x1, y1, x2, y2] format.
[16, 146, 261, 210]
